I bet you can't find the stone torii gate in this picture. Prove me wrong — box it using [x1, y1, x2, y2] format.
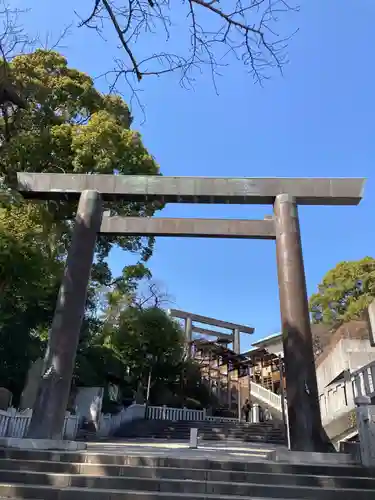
[168, 308, 255, 355]
[168, 308, 255, 413]
[15, 173, 365, 451]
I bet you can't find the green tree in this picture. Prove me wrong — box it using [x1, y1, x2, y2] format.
[0, 49, 162, 400]
[0, 198, 62, 402]
[109, 306, 184, 381]
[74, 305, 186, 407]
[0, 49, 161, 283]
[309, 257, 375, 325]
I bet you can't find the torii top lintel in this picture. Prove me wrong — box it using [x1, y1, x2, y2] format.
[169, 309, 254, 334]
[16, 173, 365, 206]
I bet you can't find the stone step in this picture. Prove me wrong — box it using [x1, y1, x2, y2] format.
[120, 429, 284, 434]
[118, 428, 285, 435]
[118, 434, 286, 444]
[0, 451, 371, 476]
[133, 430, 284, 435]
[0, 484, 306, 500]
[138, 426, 282, 430]
[119, 432, 284, 439]
[0, 465, 375, 490]
[0, 473, 374, 499]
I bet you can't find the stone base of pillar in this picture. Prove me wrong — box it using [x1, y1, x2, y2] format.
[0, 438, 87, 451]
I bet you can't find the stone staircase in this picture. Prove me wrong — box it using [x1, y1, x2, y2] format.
[115, 419, 286, 445]
[0, 447, 374, 498]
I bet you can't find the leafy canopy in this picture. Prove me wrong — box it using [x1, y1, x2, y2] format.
[309, 257, 375, 325]
[0, 50, 163, 402]
[0, 198, 62, 402]
[0, 49, 161, 274]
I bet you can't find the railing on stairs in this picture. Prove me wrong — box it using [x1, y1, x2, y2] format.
[249, 360, 375, 428]
[320, 359, 375, 425]
[249, 381, 282, 413]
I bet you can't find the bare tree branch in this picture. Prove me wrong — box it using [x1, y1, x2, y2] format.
[0, 1, 33, 137]
[40, 24, 73, 52]
[78, 0, 299, 92]
[134, 281, 174, 310]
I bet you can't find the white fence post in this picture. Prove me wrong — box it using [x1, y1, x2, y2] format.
[0, 410, 10, 437]
[0, 409, 79, 441]
[252, 404, 260, 423]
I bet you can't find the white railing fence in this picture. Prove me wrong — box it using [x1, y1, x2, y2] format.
[205, 415, 239, 423]
[145, 405, 260, 424]
[352, 361, 375, 400]
[355, 397, 375, 467]
[146, 406, 206, 422]
[0, 408, 79, 440]
[320, 360, 375, 425]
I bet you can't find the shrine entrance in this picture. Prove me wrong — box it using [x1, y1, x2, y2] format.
[15, 173, 365, 451]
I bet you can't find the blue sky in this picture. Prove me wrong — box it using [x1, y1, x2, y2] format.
[17, 0, 374, 351]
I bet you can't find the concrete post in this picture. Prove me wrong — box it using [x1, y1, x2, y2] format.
[233, 327, 241, 420]
[27, 190, 103, 440]
[233, 328, 240, 354]
[355, 395, 374, 467]
[185, 316, 193, 357]
[252, 403, 260, 423]
[367, 299, 375, 346]
[227, 364, 232, 409]
[274, 194, 332, 452]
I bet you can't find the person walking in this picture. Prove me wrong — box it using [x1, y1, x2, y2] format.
[242, 399, 251, 422]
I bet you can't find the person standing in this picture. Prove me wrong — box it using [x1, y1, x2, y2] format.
[242, 399, 251, 422]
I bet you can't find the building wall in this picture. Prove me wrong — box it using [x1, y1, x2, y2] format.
[315, 321, 374, 390]
[316, 338, 375, 389]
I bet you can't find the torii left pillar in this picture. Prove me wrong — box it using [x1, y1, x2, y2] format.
[27, 190, 103, 440]
[185, 316, 193, 357]
[233, 328, 241, 420]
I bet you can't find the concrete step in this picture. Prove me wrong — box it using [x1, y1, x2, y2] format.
[0, 484, 307, 500]
[0, 449, 374, 499]
[0, 450, 371, 476]
[120, 431, 285, 438]
[1, 465, 375, 489]
[158, 430, 283, 435]
[0, 473, 374, 499]
[118, 434, 286, 444]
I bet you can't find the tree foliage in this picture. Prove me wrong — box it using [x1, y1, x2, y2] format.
[75, 306, 183, 404]
[0, 198, 62, 402]
[0, 49, 163, 402]
[309, 257, 375, 326]
[0, 47, 213, 410]
[0, 49, 161, 276]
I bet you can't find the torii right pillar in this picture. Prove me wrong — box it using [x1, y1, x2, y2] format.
[274, 194, 333, 452]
